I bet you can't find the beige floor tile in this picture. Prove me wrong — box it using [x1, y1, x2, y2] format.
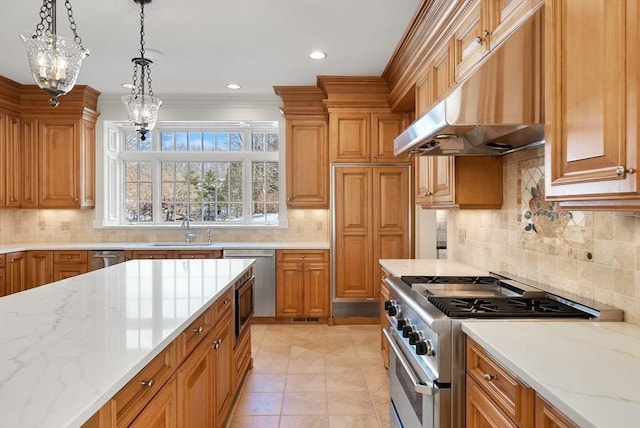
[234, 392, 283, 415]
[287, 356, 325, 373]
[327, 392, 376, 415]
[227, 415, 280, 428]
[255, 345, 292, 359]
[252, 357, 289, 374]
[281, 392, 328, 415]
[244, 373, 287, 392]
[325, 372, 368, 392]
[329, 414, 382, 428]
[279, 415, 330, 428]
[365, 371, 389, 392]
[324, 356, 362, 374]
[285, 373, 327, 392]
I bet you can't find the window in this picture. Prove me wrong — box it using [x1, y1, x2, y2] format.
[103, 121, 283, 227]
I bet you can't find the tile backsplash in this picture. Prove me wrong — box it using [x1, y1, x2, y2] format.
[447, 146, 640, 325]
[0, 209, 330, 244]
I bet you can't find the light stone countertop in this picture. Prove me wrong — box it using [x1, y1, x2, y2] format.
[0, 241, 329, 253]
[0, 258, 255, 428]
[462, 320, 640, 428]
[379, 258, 488, 277]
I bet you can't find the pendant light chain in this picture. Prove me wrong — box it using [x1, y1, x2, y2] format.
[33, 0, 84, 47]
[65, 0, 84, 47]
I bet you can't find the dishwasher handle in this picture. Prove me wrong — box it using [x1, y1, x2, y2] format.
[223, 249, 275, 258]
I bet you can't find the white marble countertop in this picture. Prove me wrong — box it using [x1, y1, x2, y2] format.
[379, 258, 488, 277]
[0, 241, 329, 253]
[462, 320, 640, 428]
[0, 258, 254, 428]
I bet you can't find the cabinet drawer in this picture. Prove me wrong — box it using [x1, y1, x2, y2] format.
[177, 307, 214, 362]
[112, 342, 177, 428]
[53, 250, 88, 264]
[466, 338, 534, 425]
[212, 288, 234, 320]
[0, 254, 5, 268]
[276, 249, 329, 263]
[234, 328, 252, 388]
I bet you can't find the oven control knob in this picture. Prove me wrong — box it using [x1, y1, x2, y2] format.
[408, 331, 424, 345]
[415, 339, 434, 356]
[384, 300, 394, 310]
[387, 304, 400, 317]
[396, 318, 410, 330]
[402, 324, 415, 338]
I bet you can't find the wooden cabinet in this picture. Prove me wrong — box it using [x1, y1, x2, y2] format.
[432, 39, 455, 103]
[467, 375, 519, 428]
[177, 330, 212, 428]
[5, 251, 27, 296]
[0, 254, 5, 297]
[211, 311, 234, 426]
[329, 112, 410, 163]
[285, 118, 329, 208]
[544, 0, 640, 209]
[276, 250, 330, 318]
[334, 165, 410, 299]
[380, 267, 391, 369]
[126, 250, 173, 260]
[126, 249, 222, 260]
[27, 250, 53, 289]
[173, 250, 222, 259]
[415, 155, 503, 209]
[454, 0, 543, 82]
[129, 375, 177, 428]
[234, 327, 252, 390]
[0, 110, 22, 208]
[53, 250, 88, 281]
[534, 394, 579, 428]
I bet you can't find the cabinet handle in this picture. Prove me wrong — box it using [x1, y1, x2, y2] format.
[193, 326, 204, 334]
[483, 373, 497, 382]
[616, 166, 636, 177]
[140, 379, 156, 388]
[482, 29, 492, 38]
[475, 36, 484, 44]
[212, 338, 222, 350]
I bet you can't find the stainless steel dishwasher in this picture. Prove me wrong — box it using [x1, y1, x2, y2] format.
[223, 249, 275, 317]
[89, 250, 126, 271]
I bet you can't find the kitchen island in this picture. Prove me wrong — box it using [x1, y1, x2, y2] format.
[0, 258, 254, 428]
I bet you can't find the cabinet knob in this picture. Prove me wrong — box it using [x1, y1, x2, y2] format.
[67, 256, 72, 260]
[223, 299, 230, 305]
[140, 379, 156, 388]
[616, 166, 636, 177]
[483, 373, 497, 382]
[482, 29, 492, 38]
[10, 259, 14, 263]
[298, 268, 302, 272]
[193, 326, 204, 334]
[301, 255, 305, 258]
[475, 36, 484, 44]
[74, 198, 79, 202]
[9, 197, 15, 202]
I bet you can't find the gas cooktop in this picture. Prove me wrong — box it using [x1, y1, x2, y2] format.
[427, 296, 594, 318]
[400, 276, 496, 285]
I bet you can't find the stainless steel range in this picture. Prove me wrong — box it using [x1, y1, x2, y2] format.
[383, 272, 623, 428]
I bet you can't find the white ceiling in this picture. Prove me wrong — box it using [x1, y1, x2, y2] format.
[1, 0, 420, 98]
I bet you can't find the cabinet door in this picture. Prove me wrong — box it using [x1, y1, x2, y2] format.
[27, 251, 53, 289]
[488, 0, 543, 48]
[126, 250, 173, 260]
[544, 0, 640, 206]
[466, 375, 518, 428]
[371, 113, 410, 163]
[5, 251, 27, 295]
[276, 262, 304, 317]
[129, 375, 177, 428]
[53, 264, 88, 281]
[432, 39, 455, 102]
[373, 166, 410, 297]
[329, 112, 370, 162]
[0, 267, 5, 298]
[173, 250, 216, 259]
[286, 118, 329, 207]
[453, 0, 489, 82]
[303, 262, 329, 317]
[177, 336, 212, 428]
[534, 394, 579, 428]
[415, 67, 434, 117]
[211, 312, 234, 426]
[21, 118, 39, 208]
[38, 118, 81, 208]
[334, 166, 373, 299]
[431, 157, 455, 205]
[4, 112, 21, 207]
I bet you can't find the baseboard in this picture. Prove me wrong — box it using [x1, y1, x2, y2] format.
[328, 316, 379, 325]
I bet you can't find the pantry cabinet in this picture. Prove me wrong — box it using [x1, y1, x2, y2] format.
[544, 0, 640, 209]
[276, 250, 330, 318]
[334, 165, 410, 299]
[416, 156, 503, 208]
[329, 111, 410, 163]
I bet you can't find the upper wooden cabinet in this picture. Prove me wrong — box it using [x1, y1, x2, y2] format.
[544, 0, 640, 209]
[416, 155, 503, 209]
[329, 111, 410, 163]
[0, 78, 99, 210]
[285, 118, 329, 207]
[454, 0, 543, 82]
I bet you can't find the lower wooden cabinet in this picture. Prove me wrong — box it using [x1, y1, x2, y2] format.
[234, 327, 252, 390]
[129, 375, 177, 428]
[27, 250, 53, 289]
[5, 251, 26, 296]
[466, 338, 578, 427]
[53, 250, 88, 281]
[276, 250, 330, 318]
[380, 268, 391, 369]
[0, 254, 5, 297]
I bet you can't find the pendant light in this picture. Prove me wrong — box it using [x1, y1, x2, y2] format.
[20, 0, 89, 107]
[121, 0, 162, 141]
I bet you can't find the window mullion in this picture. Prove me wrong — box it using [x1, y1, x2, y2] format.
[153, 157, 162, 223]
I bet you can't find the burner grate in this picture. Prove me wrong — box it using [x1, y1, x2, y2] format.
[427, 296, 593, 318]
[400, 276, 497, 286]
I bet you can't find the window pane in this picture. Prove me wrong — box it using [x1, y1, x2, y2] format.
[124, 161, 152, 223]
[203, 132, 215, 151]
[216, 132, 229, 151]
[125, 131, 151, 151]
[175, 132, 188, 151]
[161, 132, 174, 151]
[230, 133, 243, 151]
[188, 132, 202, 151]
[252, 161, 279, 224]
[252, 132, 279, 152]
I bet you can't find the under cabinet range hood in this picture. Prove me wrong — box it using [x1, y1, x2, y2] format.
[394, 9, 544, 156]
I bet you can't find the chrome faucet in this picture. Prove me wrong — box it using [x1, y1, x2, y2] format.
[181, 217, 197, 243]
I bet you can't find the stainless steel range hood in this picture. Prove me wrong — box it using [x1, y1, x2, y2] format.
[394, 9, 544, 156]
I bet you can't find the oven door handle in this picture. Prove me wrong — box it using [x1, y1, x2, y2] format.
[383, 328, 435, 395]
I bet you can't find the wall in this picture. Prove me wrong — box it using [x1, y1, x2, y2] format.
[441, 146, 640, 325]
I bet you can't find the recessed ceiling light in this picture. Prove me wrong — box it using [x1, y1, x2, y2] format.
[309, 51, 327, 60]
[121, 83, 134, 89]
[226, 83, 241, 90]
[144, 48, 164, 61]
